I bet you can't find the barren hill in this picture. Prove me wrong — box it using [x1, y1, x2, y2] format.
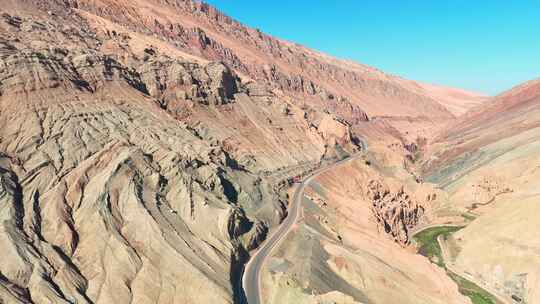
[423, 77, 540, 303]
[54, 0, 488, 120]
[425, 77, 540, 177]
[0, 1, 502, 304]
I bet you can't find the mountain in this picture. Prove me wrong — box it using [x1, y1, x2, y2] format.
[422, 77, 540, 303]
[417, 83, 489, 116]
[51, 0, 490, 121]
[0, 1, 501, 304]
[425, 77, 540, 179]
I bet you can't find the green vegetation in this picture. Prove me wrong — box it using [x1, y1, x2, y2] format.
[448, 272, 497, 304]
[461, 212, 477, 222]
[413, 226, 497, 304]
[413, 226, 463, 267]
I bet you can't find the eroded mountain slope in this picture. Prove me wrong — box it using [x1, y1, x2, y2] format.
[0, 5, 365, 303]
[42, 0, 491, 136]
[422, 78, 540, 303]
[0, 1, 496, 304]
[262, 154, 469, 304]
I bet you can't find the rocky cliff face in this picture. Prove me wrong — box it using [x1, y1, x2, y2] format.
[0, 1, 490, 304]
[0, 1, 373, 301]
[52, 0, 478, 134]
[139, 58, 241, 106]
[366, 180, 426, 245]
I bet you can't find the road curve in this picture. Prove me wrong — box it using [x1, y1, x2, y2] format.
[242, 153, 364, 304]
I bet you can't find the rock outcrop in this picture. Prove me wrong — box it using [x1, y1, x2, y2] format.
[0, 1, 493, 304]
[0, 9, 307, 303]
[57, 0, 482, 138]
[317, 114, 352, 146]
[139, 57, 241, 106]
[366, 180, 425, 244]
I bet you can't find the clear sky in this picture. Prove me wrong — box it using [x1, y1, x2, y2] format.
[205, 1, 540, 95]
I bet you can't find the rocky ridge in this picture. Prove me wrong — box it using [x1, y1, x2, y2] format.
[0, 1, 495, 304]
[53, 0, 486, 130]
[0, 7, 364, 303]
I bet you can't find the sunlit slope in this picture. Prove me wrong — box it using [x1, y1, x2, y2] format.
[423, 78, 540, 303]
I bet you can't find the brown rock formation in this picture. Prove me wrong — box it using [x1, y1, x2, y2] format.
[366, 180, 425, 245]
[0, 1, 493, 303]
[55, 0, 489, 132]
[139, 58, 241, 106]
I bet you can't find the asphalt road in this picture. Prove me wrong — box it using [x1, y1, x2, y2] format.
[242, 152, 364, 304]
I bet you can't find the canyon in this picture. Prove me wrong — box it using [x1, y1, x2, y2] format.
[0, 1, 537, 304]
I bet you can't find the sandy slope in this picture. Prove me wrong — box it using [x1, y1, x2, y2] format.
[262, 153, 470, 304]
[418, 83, 490, 116]
[0, 1, 502, 304]
[424, 78, 540, 303]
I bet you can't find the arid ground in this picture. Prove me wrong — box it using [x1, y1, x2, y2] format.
[0, 1, 538, 304]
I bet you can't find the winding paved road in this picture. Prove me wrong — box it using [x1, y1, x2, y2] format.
[241, 152, 364, 304]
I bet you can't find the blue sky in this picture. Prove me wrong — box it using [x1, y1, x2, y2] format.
[205, 1, 540, 95]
